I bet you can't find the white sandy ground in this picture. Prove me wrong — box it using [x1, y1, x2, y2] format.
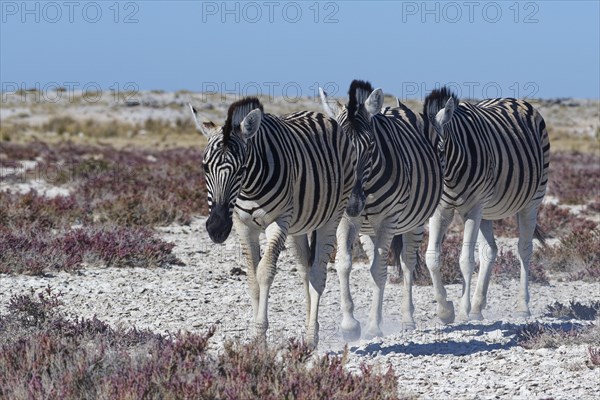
[1, 217, 599, 399]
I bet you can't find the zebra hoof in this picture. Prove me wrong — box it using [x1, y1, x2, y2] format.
[437, 301, 455, 324]
[341, 319, 361, 342]
[469, 312, 484, 321]
[364, 326, 383, 340]
[401, 321, 416, 331]
[456, 313, 470, 322]
[515, 310, 531, 319]
[306, 336, 318, 350]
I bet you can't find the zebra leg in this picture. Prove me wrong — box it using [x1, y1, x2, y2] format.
[291, 235, 311, 329]
[426, 206, 456, 324]
[255, 218, 290, 340]
[399, 226, 424, 331]
[360, 234, 375, 264]
[471, 219, 497, 320]
[515, 207, 537, 318]
[233, 216, 261, 323]
[365, 224, 394, 339]
[335, 215, 361, 342]
[306, 221, 338, 348]
[457, 205, 483, 321]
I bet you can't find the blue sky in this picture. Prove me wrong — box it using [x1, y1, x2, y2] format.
[1, 1, 599, 100]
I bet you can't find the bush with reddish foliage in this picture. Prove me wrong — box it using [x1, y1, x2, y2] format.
[0, 289, 402, 400]
[548, 151, 600, 204]
[390, 232, 463, 287]
[534, 227, 600, 281]
[491, 250, 549, 285]
[1, 142, 208, 226]
[484, 203, 597, 240]
[0, 190, 89, 229]
[0, 141, 51, 168]
[0, 142, 208, 275]
[72, 146, 208, 226]
[0, 224, 181, 275]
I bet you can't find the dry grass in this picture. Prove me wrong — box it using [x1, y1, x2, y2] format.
[1, 114, 206, 150]
[516, 321, 600, 350]
[546, 126, 600, 153]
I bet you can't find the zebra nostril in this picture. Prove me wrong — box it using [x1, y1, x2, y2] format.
[346, 191, 366, 217]
[206, 204, 233, 244]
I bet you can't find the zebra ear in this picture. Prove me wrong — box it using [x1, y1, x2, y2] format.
[435, 97, 455, 127]
[365, 88, 384, 118]
[319, 88, 341, 119]
[240, 108, 262, 140]
[396, 97, 402, 108]
[189, 103, 218, 138]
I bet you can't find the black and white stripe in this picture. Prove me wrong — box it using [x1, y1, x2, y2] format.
[423, 87, 550, 323]
[191, 98, 356, 348]
[321, 80, 443, 340]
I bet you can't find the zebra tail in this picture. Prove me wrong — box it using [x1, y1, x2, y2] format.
[389, 235, 403, 269]
[534, 225, 547, 247]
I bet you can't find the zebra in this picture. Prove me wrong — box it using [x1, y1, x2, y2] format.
[189, 97, 356, 348]
[423, 87, 550, 323]
[320, 80, 443, 340]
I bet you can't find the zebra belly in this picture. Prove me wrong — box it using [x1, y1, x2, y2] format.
[481, 167, 544, 220]
[287, 171, 349, 235]
[482, 187, 544, 220]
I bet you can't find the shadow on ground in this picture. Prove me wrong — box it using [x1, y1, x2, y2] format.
[344, 320, 589, 357]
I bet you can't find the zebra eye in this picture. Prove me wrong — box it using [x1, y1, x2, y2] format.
[203, 163, 209, 173]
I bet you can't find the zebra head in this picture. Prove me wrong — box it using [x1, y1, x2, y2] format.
[189, 98, 263, 243]
[320, 80, 383, 217]
[423, 87, 457, 168]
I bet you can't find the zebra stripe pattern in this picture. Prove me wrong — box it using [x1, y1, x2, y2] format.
[321, 80, 443, 340]
[190, 97, 355, 348]
[424, 87, 550, 323]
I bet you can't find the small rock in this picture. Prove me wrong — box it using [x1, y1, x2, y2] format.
[230, 267, 246, 276]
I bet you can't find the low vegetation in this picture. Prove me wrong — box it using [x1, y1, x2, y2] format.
[1, 142, 208, 275]
[545, 301, 600, 320]
[1, 114, 198, 142]
[516, 321, 599, 348]
[548, 151, 600, 205]
[0, 289, 402, 399]
[516, 301, 600, 369]
[534, 227, 600, 282]
[0, 223, 180, 275]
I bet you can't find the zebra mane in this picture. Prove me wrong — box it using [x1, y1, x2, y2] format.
[223, 97, 264, 145]
[347, 80, 374, 121]
[423, 86, 459, 125]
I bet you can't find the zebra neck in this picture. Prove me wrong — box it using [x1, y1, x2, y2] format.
[237, 135, 274, 199]
[440, 130, 469, 179]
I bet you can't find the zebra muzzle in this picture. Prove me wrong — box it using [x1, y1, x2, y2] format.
[346, 184, 366, 218]
[206, 204, 233, 244]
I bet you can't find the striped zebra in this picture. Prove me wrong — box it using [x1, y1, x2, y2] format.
[189, 97, 355, 348]
[423, 87, 550, 323]
[320, 80, 443, 340]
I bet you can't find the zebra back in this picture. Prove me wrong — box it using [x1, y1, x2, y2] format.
[425, 89, 550, 218]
